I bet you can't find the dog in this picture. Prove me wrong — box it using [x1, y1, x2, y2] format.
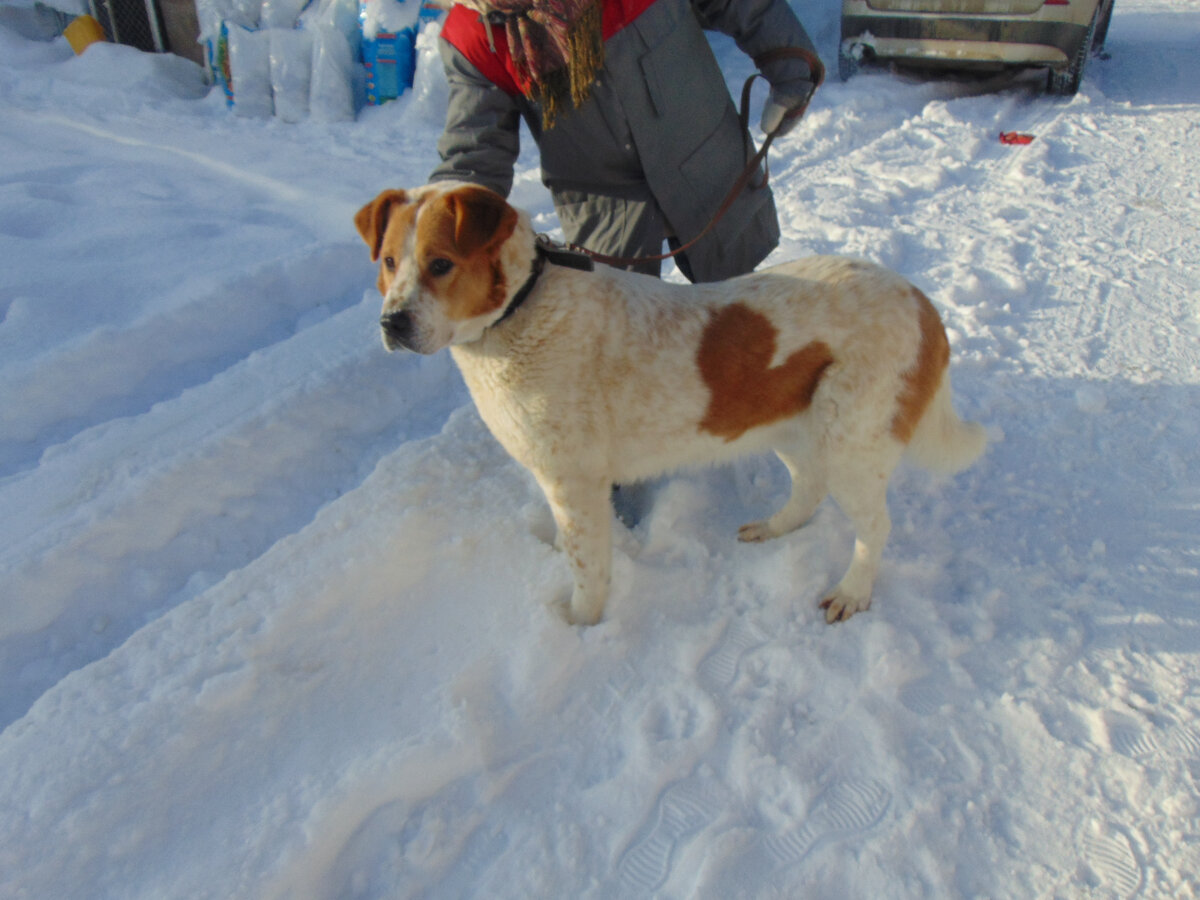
[355, 182, 986, 626]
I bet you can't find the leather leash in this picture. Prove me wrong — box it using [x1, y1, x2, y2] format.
[568, 46, 825, 270]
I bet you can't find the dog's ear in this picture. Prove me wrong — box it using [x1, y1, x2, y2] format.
[445, 186, 518, 256]
[355, 189, 408, 262]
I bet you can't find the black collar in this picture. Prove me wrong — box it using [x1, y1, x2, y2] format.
[491, 236, 595, 329]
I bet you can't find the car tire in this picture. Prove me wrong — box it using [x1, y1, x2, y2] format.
[1047, 2, 1101, 95]
[1092, 0, 1114, 52]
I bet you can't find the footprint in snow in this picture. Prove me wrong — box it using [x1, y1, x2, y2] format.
[615, 774, 892, 893]
[616, 774, 730, 894]
[762, 777, 891, 869]
[1081, 820, 1143, 899]
[697, 619, 765, 691]
[897, 674, 955, 716]
[1103, 710, 1200, 762]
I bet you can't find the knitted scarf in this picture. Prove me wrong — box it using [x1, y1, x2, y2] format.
[456, 0, 604, 127]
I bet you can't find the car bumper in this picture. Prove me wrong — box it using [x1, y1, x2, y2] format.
[842, 14, 1088, 67]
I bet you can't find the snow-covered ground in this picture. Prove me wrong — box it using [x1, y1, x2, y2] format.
[2, 0, 1199, 896]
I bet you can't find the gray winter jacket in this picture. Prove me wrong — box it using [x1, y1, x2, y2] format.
[428, 0, 816, 282]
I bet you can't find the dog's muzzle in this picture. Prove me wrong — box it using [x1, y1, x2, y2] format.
[380, 310, 415, 352]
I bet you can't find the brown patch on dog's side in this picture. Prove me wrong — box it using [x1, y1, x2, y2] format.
[891, 288, 950, 443]
[415, 187, 518, 322]
[698, 303, 834, 441]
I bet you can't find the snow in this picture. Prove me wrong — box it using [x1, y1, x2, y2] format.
[2, 1, 1199, 896]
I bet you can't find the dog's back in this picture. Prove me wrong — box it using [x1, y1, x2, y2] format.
[464, 255, 982, 485]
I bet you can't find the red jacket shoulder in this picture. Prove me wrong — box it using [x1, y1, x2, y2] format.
[441, 0, 660, 94]
[441, 5, 525, 95]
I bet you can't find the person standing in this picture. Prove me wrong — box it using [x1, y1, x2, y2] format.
[429, 0, 819, 282]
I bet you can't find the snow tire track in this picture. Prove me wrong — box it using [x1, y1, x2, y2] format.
[0, 288, 466, 728]
[0, 243, 365, 478]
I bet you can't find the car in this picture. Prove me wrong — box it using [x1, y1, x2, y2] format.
[839, 0, 1115, 95]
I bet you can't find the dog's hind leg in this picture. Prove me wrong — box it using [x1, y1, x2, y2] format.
[738, 441, 827, 544]
[820, 459, 893, 623]
[539, 474, 613, 626]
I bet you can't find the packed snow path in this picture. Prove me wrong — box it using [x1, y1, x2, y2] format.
[1, 1, 1199, 897]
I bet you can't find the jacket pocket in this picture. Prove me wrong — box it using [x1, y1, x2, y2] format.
[678, 108, 755, 209]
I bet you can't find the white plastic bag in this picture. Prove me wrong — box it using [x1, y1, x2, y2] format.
[308, 25, 355, 122]
[227, 24, 274, 118]
[197, 0, 260, 42]
[260, 0, 311, 29]
[298, 0, 359, 42]
[408, 19, 448, 123]
[269, 28, 313, 122]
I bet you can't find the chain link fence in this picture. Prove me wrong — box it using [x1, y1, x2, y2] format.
[89, 0, 167, 53]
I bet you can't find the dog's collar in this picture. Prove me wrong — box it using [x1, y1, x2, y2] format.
[491, 235, 594, 329]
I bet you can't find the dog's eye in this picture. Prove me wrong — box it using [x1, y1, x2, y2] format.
[428, 257, 454, 277]
[384, 256, 396, 272]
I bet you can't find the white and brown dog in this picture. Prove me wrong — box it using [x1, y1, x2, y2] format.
[356, 182, 985, 626]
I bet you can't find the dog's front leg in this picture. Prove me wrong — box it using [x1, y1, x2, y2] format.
[538, 474, 612, 626]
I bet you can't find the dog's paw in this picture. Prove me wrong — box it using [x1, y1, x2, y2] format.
[551, 598, 603, 627]
[737, 520, 776, 543]
[565, 592, 605, 627]
[567, 606, 604, 627]
[819, 590, 871, 624]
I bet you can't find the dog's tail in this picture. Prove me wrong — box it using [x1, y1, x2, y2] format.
[904, 372, 987, 474]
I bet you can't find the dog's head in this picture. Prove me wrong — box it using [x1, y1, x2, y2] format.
[354, 183, 531, 354]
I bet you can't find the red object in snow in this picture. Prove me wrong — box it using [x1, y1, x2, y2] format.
[999, 131, 1035, 145]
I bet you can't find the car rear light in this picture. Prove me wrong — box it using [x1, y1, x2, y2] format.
[1045, 0, 1069, 5]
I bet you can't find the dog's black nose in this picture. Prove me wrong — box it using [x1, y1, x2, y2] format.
[380, 310, 413, 348]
